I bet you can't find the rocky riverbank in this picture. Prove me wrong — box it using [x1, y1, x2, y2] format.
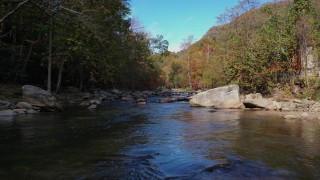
[1, 84, 319, 120]
[57, 87, 192, 109]
[0, 85, 193, 116]
[189, 84, 320, 120]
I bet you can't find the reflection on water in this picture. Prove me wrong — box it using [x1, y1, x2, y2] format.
[0, 103, 320, 179]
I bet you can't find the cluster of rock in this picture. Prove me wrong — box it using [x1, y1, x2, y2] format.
[0, 85, 62, 116]
[241, 93, 320, 112]
[58, 88, 192, 110]
[0, 101, 39, 116]
[189, 84, 320, 119]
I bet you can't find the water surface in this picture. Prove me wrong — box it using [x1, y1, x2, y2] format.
[0, 102, 320, 179]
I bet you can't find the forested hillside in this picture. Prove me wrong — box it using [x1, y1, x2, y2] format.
[0, 0, 169, 92]
[163, 0, 320, 96]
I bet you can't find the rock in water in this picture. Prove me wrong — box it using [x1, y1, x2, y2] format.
[243, 93, 280, 110]
[16, 102, 33, 109]
[136, 98, 147, 105]
[13, 109, 27, 115]
[22, 85, 61, 112]
[0, 101, 16, 109]
[88, 104, 97, 109]
[189, 84, 244, 108]
[0, 110, 17, 116]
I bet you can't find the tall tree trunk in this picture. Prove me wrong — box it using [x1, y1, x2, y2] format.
[55, 59, 64, 94]
[11, 26, 16, 63]
[47, 15, 53, 93]
[79, 65, 84, 91]
[21, 41, 34, 79]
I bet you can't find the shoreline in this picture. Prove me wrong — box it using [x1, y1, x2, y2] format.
[0, 85, 319, 121]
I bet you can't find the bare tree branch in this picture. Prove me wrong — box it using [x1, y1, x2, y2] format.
[60, 6, 98, 15]
[0, 0, 30, 23]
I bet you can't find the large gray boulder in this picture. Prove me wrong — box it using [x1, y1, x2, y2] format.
[22, 85, 61, 112]
[190, 84, 244, 108]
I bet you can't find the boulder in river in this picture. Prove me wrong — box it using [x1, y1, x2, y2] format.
[309, 102, 320, 112]
[22, 85, 61, 112]
[189, 84, 244, 109]
[0, 110, 17, 116]
[88, 104, 97, 109]
[136, 98, 147, 105]
[0, 100, 16, 109]
[26, 109, 39, 114]
[243, 93, 280, 110]
[16, 102, 33, 109]
[13, 109, 27, 115]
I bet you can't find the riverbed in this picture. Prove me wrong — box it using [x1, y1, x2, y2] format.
[0, 102, 320, 179]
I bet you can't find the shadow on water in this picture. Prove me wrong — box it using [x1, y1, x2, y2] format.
[0, 103, 320, 179]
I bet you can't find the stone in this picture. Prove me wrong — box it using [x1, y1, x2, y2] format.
[190, 84, 243, 109]
[13, 109, 27, 115]
[0, 110, 17, 116]
[136, 98, 147, 105]
[22, 85, 61, 111]
[16, 102, 33, 109]
[284, 114, 298, 119]
[243, 94, 274, 109]
[82, 93, 91, 100]
[88, 104, 97, 109]
[293, 99, 302, 103]
[136, 98, 146, 102]
[142, 90, 153, 96]
[280, 101, 297, 111]
[79, 101, 90, 106]
[99, 90, 114, 97]
[266, 101, 281, 111]
[309, 102, 320, 112]
[89, 99, 101, 105]
[111, 89, 122, 95]
[0, 100, 16, 109]
[244, 93, 263, 100]
[301, 112, 309, 118]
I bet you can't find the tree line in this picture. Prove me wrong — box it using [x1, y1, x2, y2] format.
[0, 0, 169, 93]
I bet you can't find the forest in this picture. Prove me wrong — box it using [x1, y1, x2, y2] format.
[0, 0, 169, 93]
[164, 0, 320, 97]
[1, 0, 320, 98]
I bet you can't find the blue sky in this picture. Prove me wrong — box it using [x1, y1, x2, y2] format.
[130, 0, 271, 52]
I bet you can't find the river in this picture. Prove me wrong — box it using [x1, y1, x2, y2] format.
[0, 102, 320, 179]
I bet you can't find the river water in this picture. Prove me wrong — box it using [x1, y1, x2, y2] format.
[0, 102, 320, 179]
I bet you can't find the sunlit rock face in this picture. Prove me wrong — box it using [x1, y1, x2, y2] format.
[190, 84, 244, 109]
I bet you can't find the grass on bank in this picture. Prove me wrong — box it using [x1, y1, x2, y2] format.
[0, 84, 23, 103]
